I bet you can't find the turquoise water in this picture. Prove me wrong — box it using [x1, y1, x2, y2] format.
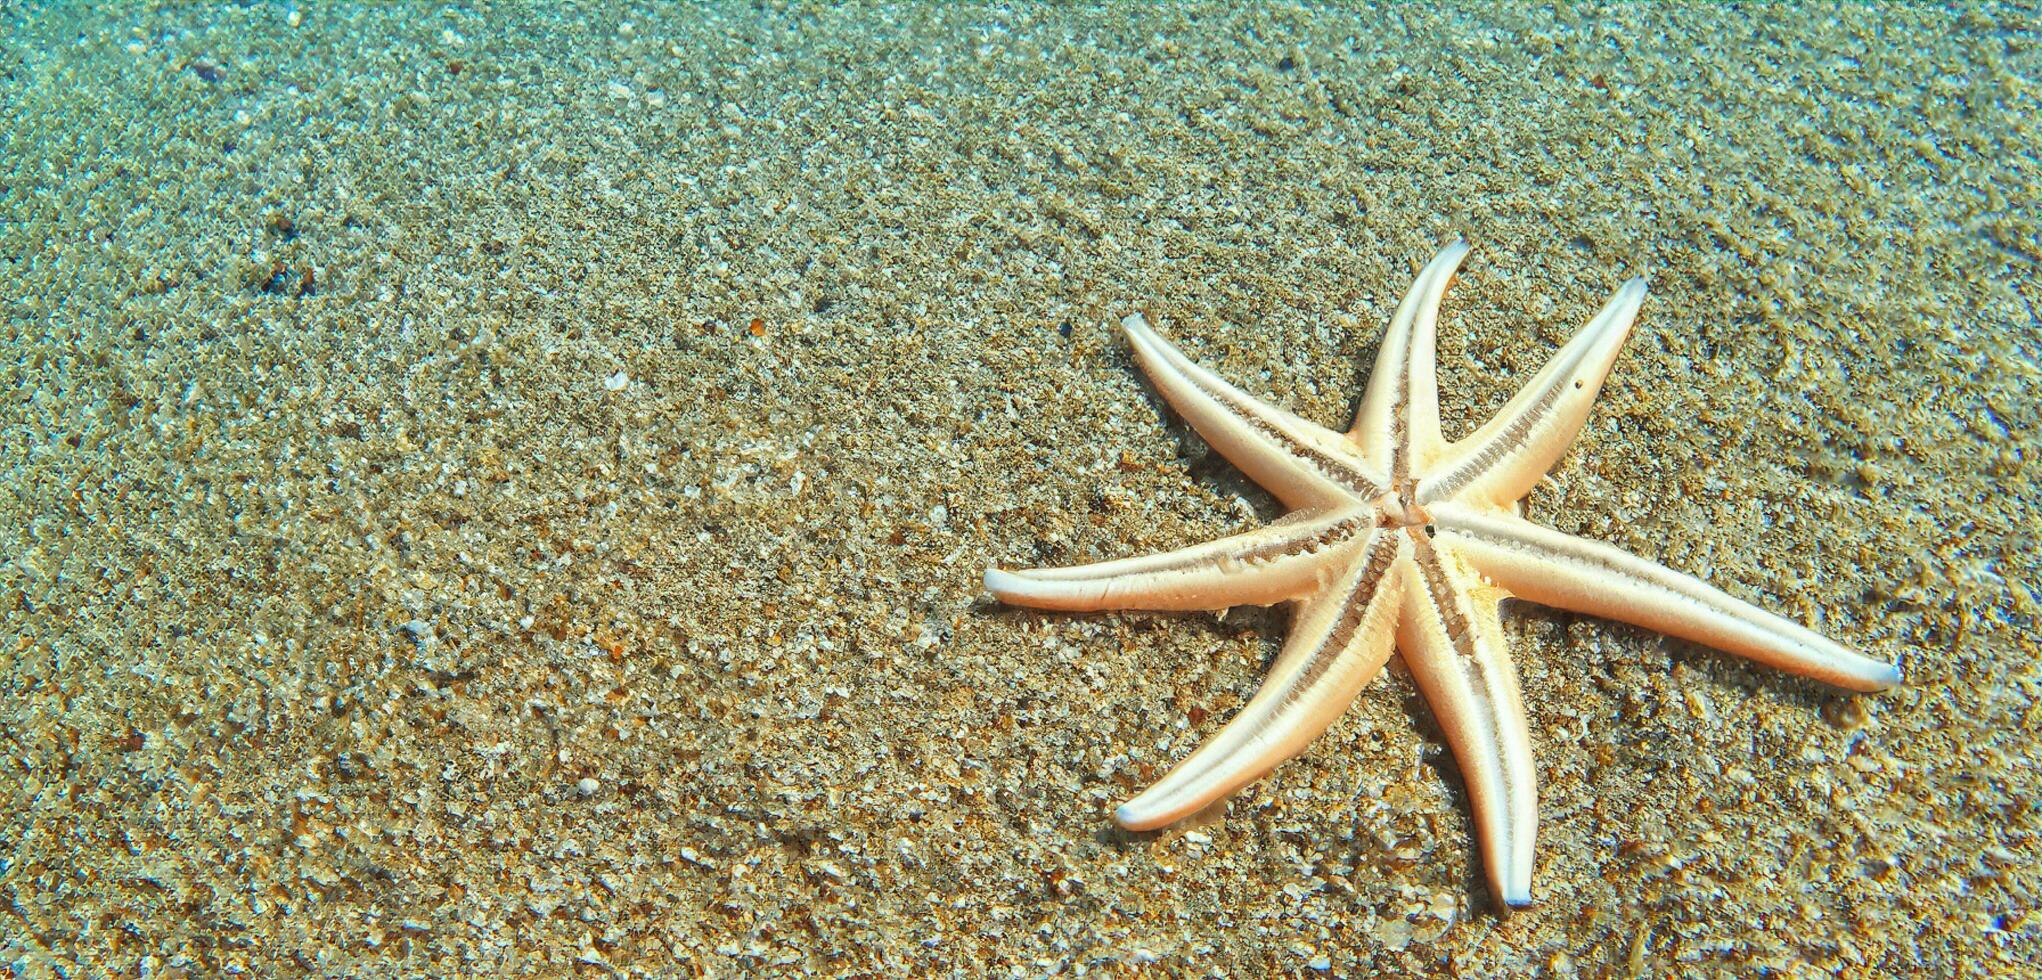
[2, 4, 2034, 975]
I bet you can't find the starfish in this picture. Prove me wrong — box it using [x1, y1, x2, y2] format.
[985, 242, 1901, 907]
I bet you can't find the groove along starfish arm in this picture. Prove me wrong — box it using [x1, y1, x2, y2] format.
[984, 242, 1901, 907]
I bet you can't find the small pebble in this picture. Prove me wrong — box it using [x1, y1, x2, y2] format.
[575, 777, 600, 797]
[604, 371, 628, 391]
[396, 619, 435, 650]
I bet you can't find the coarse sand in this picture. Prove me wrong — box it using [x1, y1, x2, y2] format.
[2, 3, 2037, 976]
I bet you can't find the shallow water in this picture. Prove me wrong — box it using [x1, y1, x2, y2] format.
[2, 3, 2035, 975]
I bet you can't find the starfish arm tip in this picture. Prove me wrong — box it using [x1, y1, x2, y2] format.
[983, 565, 1027, 598]
[1423, 239, 1472, 276]
[1768, 637, 1903, 693]
[1120, 311, 1151, 335]
[1495, 853, 1534, 907]
[1111, 800, 1170, 832]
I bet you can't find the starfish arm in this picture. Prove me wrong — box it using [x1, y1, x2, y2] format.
[1429, 503, 1902, 692]
[985, 509, 1370, 613]
[1350, 241, 1470, 481]
[1398, 533, 1540, 907]
[1121, 313, 1383, 511]
[1416, 277, 1648, 509]
[1113, 529, 1403, 831]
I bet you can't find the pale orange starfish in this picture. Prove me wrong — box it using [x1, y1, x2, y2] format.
[986, 242, 1900, 907]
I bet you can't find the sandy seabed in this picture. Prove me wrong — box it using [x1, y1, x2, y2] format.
[3, 3, 2037, 976]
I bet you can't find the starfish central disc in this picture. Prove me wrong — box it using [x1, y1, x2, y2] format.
[1372, 492, 1429, 528]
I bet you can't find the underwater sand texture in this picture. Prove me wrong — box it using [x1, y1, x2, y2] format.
[3, 3, 2036, 976]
